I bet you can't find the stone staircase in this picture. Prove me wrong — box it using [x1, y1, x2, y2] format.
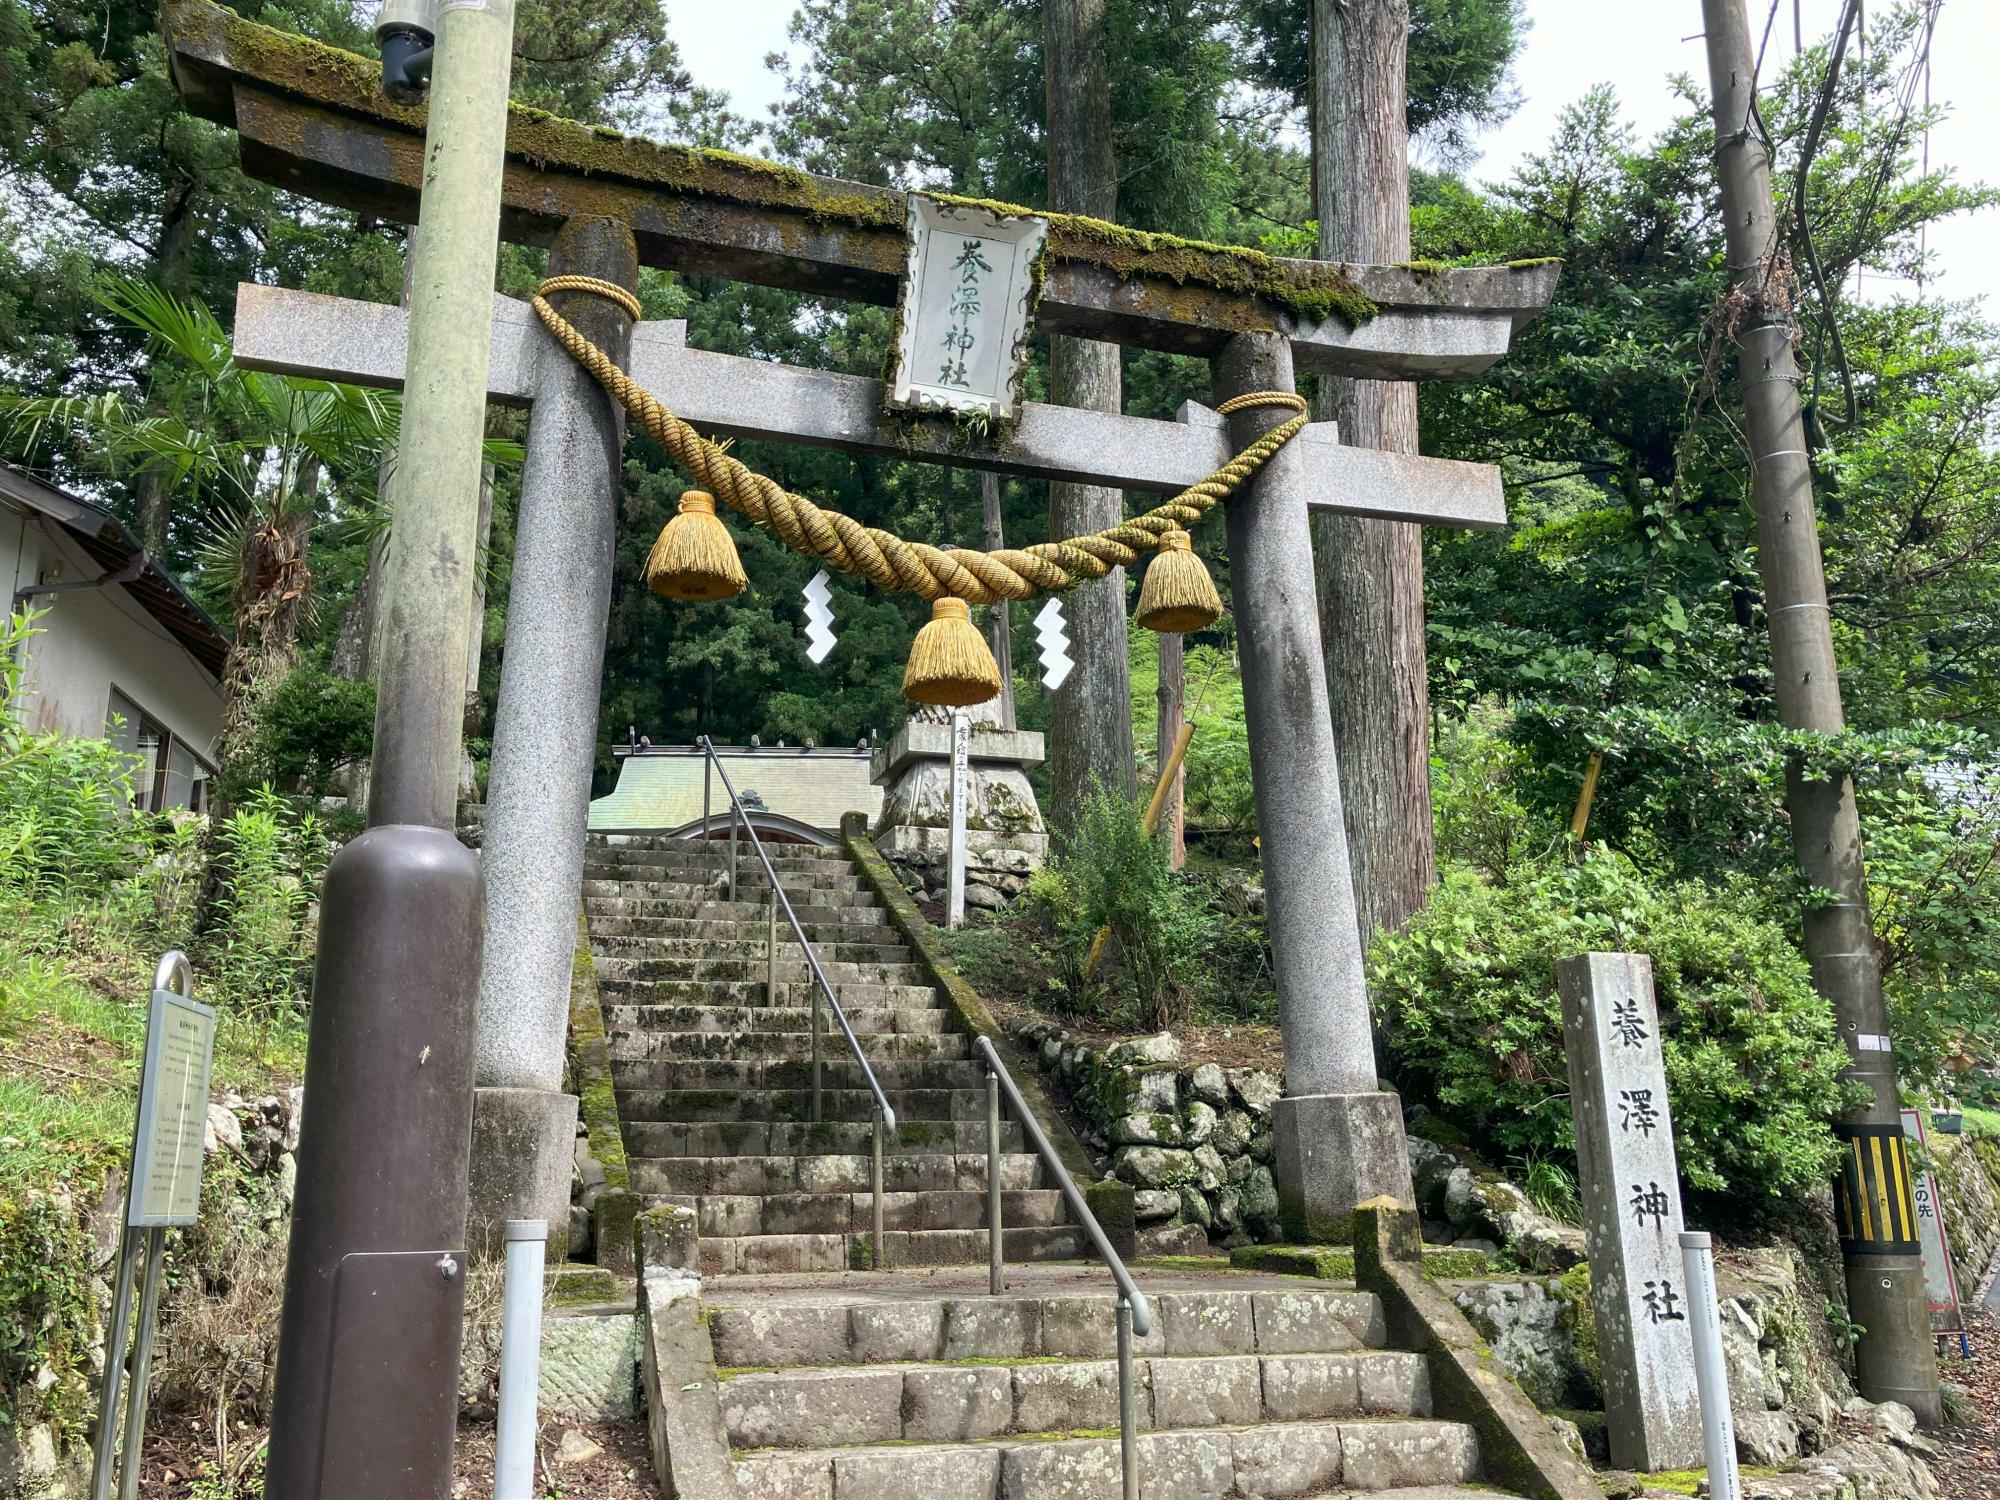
[704, 1266, 1504, 1498]
[583, 833, 1527, 1498]
[583, 834, 1088, 1275]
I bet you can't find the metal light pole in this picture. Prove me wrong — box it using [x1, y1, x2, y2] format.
[265, 0, 517, 1488]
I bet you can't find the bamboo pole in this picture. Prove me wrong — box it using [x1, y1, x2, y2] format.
[1568, 750, 1604, 840]
[1083, 721, 1195, 978]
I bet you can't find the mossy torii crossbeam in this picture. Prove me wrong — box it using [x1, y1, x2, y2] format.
[161, 0, 1558, 382]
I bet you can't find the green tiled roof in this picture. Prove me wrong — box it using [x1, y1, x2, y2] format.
[588, 746, 882, 834]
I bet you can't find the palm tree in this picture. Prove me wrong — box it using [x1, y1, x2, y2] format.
[2, 277, 517, 791]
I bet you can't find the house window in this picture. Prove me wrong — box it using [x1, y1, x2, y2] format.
[107, 688, 212, 813]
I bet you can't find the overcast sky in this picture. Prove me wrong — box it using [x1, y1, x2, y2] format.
[661, 0, 1997, 314]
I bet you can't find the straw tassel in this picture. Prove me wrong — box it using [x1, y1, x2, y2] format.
[1135, 529, 1224, 633]
[646, 489, 747, 601]
[902, 596, 1004, 706]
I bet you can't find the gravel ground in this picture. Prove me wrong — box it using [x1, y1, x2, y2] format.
[137, 1413, 657, 1498]
[451, 1413, 656, 1499]
[1931, 1299, 2000, 1500]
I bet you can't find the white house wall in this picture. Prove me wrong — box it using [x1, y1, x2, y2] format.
[10, 515, 224, 762]
[0, 504, 40, 631]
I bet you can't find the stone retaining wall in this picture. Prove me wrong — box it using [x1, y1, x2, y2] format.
[1010, 1020, 1285, 1250]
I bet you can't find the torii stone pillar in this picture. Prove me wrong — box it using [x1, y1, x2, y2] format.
[1215, 332, 1415, 1239]
[467, 217, 638, 1253]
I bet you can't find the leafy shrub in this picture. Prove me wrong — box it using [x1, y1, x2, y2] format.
[1371, 849, 1854, 1202]
[228, 663, 376, 804]
[1031, 788, 1219, 1028]
[208, 786, 330, 1016]
[1431, 714, 1557, 883]
[1496, 704, 2000, 1094]
[0, 611, 137, 896]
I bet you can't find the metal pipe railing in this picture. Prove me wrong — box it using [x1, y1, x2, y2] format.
[696, 738, 898, 1265]
[974, 1033, 1149, 1499]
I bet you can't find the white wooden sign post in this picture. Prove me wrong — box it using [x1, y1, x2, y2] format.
[1558, 952, 1702, 1472]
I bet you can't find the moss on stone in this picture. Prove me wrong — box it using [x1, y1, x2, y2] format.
[545, 1265, 619, 1305]
[1553, 1261, 1599, 1387]
[567, 909, 631, 1190]
[1230, 1240, 1488, 1281]
[1230, 1243, 1357, 1280]
[177, 0, 1380, 328]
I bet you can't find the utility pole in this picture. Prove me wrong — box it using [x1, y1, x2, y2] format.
[1700, 0, 1940, 1425]
[265, 0, 518, 1487]
[1309, 0, 1436, 946]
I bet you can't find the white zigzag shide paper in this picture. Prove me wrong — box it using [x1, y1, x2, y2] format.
[803, 570, 837, 664]
[1035, 596, 1072, 691]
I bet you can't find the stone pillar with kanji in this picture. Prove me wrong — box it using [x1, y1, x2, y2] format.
[1558, 951, 1702, 1472]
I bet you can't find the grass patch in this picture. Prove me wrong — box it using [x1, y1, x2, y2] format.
[0, 929, 307, 1196]
[1229, 1242, 1494, 1280]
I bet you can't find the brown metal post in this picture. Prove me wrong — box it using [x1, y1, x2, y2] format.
[267, 826, 483, 1495]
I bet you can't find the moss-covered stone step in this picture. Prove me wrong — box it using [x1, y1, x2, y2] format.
[593, 954, 928, 986]
[588, 936, 912, 968]
[584, 848, 852, 868]
[731, 1417, 1481, 1498]
[698, 1224, 1090, 1276]
[582, 878, 882, 908]
[543, 1263, 623, 1305]
[597, 979, 943, 1009]
[655, 1186, 1065, 1238]
[721, 1350, 1430, 1449]
[604, 1002, 952, 1035]
[581, 863, 876, 893]
[1230, 1244, 1493, 1281]
[614, 1085, 991, 1125]
[705, 1286, 1386, 1369]
[583, 896, 890, 925]
[630, 1149, 1046, 1198]
[611, 1055, 985, 1092]
[606, 1027, 969, 1063]
[588, 913, 897, 941]
[626, 1118, 1022, 1158]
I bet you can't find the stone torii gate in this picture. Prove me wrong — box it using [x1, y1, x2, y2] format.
[164, 0, 1558, 1247]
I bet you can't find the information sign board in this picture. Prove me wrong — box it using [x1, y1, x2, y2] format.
[127, 986, 218, 1227]
[1898, 1108, 1966, 1335]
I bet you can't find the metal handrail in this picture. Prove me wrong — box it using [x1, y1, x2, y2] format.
[975, 1033, 1150, 1499]
[696, 737, 897, 1264]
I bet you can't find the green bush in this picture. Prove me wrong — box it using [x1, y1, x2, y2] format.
[207, 786, 331, 1016]
[1494, 703, 2000, 1094]
[1371, 849, 1854, 1201]
[0, 612, 138, 896]
[1031, 787, 1220, 1028]
[226, 662, 376, 804]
